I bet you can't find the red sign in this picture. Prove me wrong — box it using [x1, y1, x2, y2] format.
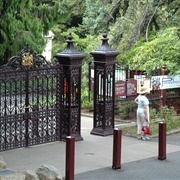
[127, 79, 137, 96]
[115, 80, 126, 97]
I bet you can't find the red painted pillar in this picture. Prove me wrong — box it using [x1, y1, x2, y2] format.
[112, 128, 122, 169]
[65, 136, 75, 180]
[160, 64, 166, 106]
[158, 122, 166, 160]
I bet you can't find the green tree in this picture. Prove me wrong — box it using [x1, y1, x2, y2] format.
[105, 0, 180, 75]
[50, 0, 179, 95]
[108, 0, 179, 50]
[51, 0, 86, 57]
[118, 27, 180, 75]
[81, 0, 111, 35]
[0, 0, 68, 64]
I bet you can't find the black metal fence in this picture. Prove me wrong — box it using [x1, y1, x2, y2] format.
[0, 32, 86, 151]
[89, 63, 180, 120]
[114, 65, 180, 120]
[115, 88, 180, 120]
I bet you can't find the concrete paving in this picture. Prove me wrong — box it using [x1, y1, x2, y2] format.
[0, 116, 180, 179]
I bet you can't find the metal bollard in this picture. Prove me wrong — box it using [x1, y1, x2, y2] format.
[112, 128, 122, 169]
[158, 122, 166, 160]
[65, 136, 75, 180]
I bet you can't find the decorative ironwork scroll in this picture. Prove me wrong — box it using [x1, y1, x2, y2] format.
[1, 44, 50, 71]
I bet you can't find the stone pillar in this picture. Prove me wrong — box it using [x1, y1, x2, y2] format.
[90, 32, 119, 136]
[55, 33, 86, 141]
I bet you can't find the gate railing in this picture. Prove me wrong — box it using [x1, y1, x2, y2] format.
[0, 32, 86, 151]
[89, 62, 180, 120]
[0, 44, 62, 151]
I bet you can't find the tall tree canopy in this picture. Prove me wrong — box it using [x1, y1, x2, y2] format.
[64, 0, 180, 75]
[108, 0, 180, 74]
[0, 0, 179, 75]
[0, 0, 68, 64]
[108, 0, 180, 50]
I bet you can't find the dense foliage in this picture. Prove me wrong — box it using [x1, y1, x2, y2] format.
[0, 0, 68, 64]
[1, 0, 179, 73]
[0, 0, 179, 104]
[51, 0, 180, 75]
[119, 27, 180, 75]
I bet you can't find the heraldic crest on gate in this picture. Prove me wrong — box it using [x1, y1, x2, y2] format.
[2, 44, 50, 70]
[0, 44, 62, 151]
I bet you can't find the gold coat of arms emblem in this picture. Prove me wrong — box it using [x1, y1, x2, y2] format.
[22, 53, 34, 66]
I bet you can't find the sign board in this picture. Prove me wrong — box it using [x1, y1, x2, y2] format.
[115, 80, 126, 97]
[136, 78, 152, 94]
[152, 75, 180, 90]
[127, 79, 137, 96]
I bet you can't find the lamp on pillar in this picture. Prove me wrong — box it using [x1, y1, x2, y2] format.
[90, 32, 119, 136]
[55, 33, 86, 141]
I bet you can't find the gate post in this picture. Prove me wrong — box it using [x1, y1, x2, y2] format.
[90, 32, 119, 136]
[55, 33, 86, 141]
[160, 64, 166, 106]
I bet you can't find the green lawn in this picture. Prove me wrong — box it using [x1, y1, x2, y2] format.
[121, 116, 180, 137]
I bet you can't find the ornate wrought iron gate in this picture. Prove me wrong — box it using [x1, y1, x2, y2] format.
[0, 45, 62, 151]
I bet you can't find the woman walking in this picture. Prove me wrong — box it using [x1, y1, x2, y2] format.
[134, 86, 150, 140]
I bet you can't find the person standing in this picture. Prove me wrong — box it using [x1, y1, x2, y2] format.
[134, 86, 150, 140]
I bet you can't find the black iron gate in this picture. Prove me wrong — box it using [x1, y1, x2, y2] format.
[0, 45, 62, 151]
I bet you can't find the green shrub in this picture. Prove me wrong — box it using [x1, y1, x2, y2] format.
[82, 100, 93, 111]
[158, 106, 178, 131]
[149, 108, 158, 120]
[117, 103, 136, 120]
[159, 106, 177, 121]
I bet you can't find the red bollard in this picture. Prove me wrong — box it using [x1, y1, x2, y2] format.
[112, 128, 122, 169]
[158, 122, 166, 160]
[65, 136, 75, 180]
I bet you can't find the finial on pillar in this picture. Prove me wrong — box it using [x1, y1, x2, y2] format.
[102, 31, 108, 39]
[55, 32, 86, 64]
[162, 63, 166, 70]
[67, 33, 73, 41]
[90, 31, 119, 59]
[56, 32, 81, 54]
[162, 63, 166, 75]
[95, 31, 112, 51]
[65, 33, 75, 52]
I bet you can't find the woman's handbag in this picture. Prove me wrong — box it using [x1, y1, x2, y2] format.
[142, 122, 151, 135]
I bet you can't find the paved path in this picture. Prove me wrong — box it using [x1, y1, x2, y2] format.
[0, 116, 180, 179]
